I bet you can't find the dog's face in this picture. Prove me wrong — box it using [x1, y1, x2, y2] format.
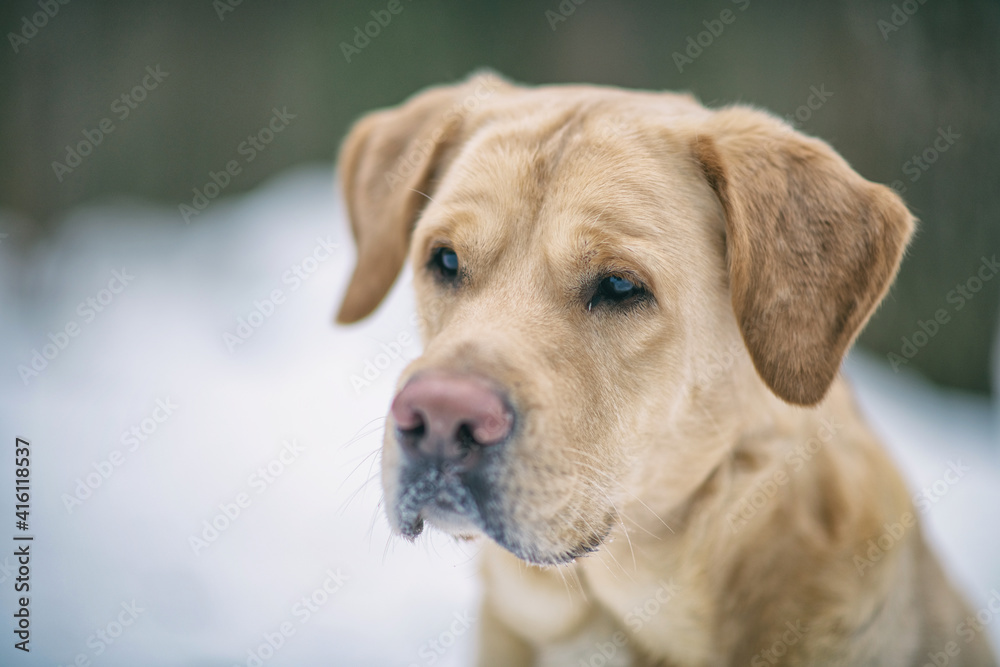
[336, 74, 912, 565]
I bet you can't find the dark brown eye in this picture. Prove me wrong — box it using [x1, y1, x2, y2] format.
[430, 247, 459, 280]
[588, 275, 648, 311]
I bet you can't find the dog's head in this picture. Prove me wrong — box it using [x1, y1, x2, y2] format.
[336, 73, 913, 565]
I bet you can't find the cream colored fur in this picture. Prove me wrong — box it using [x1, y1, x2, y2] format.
[336, 73, 997, 666]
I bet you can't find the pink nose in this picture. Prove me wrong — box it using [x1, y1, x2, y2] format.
[391, 372, 513, 463]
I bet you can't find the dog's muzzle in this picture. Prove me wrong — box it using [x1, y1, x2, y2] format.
[388, 371, 514, 538]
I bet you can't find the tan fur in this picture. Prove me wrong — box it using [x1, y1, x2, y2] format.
[336, 73, 997, 666]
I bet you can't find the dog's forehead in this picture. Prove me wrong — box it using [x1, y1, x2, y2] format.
[427, 105, 692, 242]
[415, 97, 710, 285]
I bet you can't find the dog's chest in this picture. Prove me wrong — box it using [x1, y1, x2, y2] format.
[582, 551, 715, 666]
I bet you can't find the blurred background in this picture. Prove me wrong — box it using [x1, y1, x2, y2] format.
[2, 0, 998, 392]
[1, 1, 998, 666]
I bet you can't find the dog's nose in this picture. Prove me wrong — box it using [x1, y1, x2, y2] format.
[391, 373, 513, 465]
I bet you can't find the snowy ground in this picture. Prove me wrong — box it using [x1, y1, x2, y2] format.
[0, 165, 997, 666]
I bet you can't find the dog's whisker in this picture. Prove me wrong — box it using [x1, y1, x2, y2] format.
[566, 564, 588, 603]
[618, 512, 664, 541]
[563, 448, 676, 534]
[340, 416, 388, 450]
[450, 538, 482, 569]
[560, 502, 634, 583]
[588, 532, 634, 582]
[336, 447, 382, 495]
[338, 451, 383, 515]
[596, 488, 638, 574]
[332, 73, 957, 666]
[381, 531, 399, 566]
[564, 471, 639, 572]
[366, 498, 385, 548]
[341, 415, 388, 440]
[336, 470, 382, 517]
[361, 446, 384, 506]
[409, 188, 437, 204]
[552, 561, 576, 606]
[563, 455, 668, 532]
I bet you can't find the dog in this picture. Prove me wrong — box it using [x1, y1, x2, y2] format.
[335, 72, 997, 666]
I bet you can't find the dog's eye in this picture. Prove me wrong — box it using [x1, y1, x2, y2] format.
[430, 247, 460, 280]
[588, 274, 648, 311]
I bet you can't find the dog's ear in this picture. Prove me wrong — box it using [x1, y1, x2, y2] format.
[336, 73, 505, 323]
[692, 108, 914, 405]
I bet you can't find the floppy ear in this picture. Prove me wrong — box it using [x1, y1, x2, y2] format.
[692, 108, 914, 406]
[335, 73, 505, 323]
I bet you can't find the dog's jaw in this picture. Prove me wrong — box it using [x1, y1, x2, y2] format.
[386, 438, 618, 566]
[391, 462, 481, 538]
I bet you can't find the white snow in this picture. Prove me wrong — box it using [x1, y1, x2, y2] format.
[0, 165, 996, 666]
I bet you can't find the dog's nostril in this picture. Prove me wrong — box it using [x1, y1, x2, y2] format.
[393, 403, 425, 432]
[398, 422, 425, 437]
[455, 423, 479, 450]
[390, 372, 514, 463]
[456, 423, 472, 441]
[395, 411, 426, 451]
[472, 414, 510, 445]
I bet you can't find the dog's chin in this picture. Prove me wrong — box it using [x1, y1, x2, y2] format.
[489, 517, 613, 567]
[422, 504, 483, 537]
[387, 458, 616, 566]
[390, 495, 613, 567]
[391, 498, 484, 541]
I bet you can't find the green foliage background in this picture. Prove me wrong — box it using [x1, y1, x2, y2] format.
[1, 0, 997, 392]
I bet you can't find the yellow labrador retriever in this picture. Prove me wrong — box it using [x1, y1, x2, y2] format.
[335, 72, 997, 666]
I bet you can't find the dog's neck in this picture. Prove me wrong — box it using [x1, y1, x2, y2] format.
[576, 373, 910, 663]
